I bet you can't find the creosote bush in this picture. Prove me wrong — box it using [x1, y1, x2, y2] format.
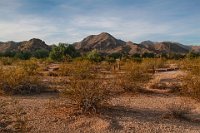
[20, 59, 39, 75]
[119, 61, 153, 92]
[179, 58, 200, 100]
[0, 66, 46, 95]
[181, 74, 200, 100]
[63, 80, 107, 114]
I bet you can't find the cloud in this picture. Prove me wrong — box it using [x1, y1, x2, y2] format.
[0, 0, 200, 45]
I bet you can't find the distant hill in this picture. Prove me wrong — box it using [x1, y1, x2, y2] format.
[74, 32, 126, 53]
[0, 33, 199, 55]
[140, 41, 190, 54]
[0, 38, 50, 53]
[74, 32, 193, 55]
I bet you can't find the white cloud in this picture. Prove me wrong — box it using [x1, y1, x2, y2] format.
[0, 0, 199, 45]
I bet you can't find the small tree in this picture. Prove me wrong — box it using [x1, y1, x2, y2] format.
[15, 52, 32, 60]
[3, 51, 16, 57]
[49, 43, 79, 61]
[86, 50, 102, 62]
[33, 49, 49, 59]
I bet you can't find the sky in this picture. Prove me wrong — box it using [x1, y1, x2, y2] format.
[0, 0, 200, 45]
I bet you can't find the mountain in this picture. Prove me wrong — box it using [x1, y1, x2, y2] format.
[140, 41, 190, 54]
[0, 41, 19, 52]
[18, 38, 50, 52]
[74, 32, 150, 54]
[0, 33, 199, 55]
[74, 32, 126, 54]
[74, 32, 192, 55]
[191, 46, 200, 53]
[0, 38, 50, 53]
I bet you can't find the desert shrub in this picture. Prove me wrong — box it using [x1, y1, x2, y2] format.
[181, 74, 200, 99]
[86, 50, 102, 62]
[0, 57, 14, 65]
[59, 60, 95, 79]
[142, 58, 167, 71]
[59, 63, 72, 76]
[186, 51, 200, 59]
[108, 53, 122, 59]
[105, 56, 116, 63]
[0, 67, 46, 95]
[33, 49, 49, 59]
[179, 58, 200, 99]
[72, 60, 95, 80]
[49, 43, 79, 61]
[20, 59, 39, 75]
[119, 61, 152, 92]
[63, 80, 107, 113]
[179, 59, 200, 76]
[2, 51, 16, 57]
[167, 102, 192, 120]
[142, 52, 155, 58]
[15, 51, 32, 60]
[131, 57, 143, 63]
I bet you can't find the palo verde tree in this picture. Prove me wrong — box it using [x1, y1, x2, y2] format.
[86, 49, 102, 62]
[49, 43, 79, 61]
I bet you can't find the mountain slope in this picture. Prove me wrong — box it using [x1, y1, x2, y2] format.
[0, 38, 50, 53]
[140, 41, 190, 54]
[74, 32, 126, 53]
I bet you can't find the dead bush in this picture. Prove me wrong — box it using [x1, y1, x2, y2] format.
[181, 74, 200, 100]
[120, 61, 152, 92]
[63, 80, 108, 114]
[0, 67, 47, 95]
[20, 59, 39, 75]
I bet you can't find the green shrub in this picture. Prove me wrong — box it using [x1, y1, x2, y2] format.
[15, 51, 32, 60]
[49, 43, 79, 61]
[86, 50, 102, 62]
[33, 49, 49, 59]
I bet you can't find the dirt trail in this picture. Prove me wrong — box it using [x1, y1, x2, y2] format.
[1, 70, 200, 133]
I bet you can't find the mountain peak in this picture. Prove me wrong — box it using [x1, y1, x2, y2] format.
[98, 32, 113, 37]
[74, 32, 125, 53]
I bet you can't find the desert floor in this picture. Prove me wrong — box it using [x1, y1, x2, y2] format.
[1, 68, 200, 133]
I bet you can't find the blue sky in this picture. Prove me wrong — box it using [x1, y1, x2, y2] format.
[0, 0, 200, 45]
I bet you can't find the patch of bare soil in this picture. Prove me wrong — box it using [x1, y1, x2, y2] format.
[1, 70, 200, 133]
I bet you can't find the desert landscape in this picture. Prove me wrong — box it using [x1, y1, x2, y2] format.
[1, 0, 200, 133]
[0, 32, 200, 133]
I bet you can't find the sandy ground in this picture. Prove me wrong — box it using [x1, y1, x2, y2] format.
[1, 70, 200, 133]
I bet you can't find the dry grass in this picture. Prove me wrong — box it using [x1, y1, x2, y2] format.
[179, 58, 200, 100]
[181, 74, 200, 99]
[119, 61, 153, 92]
[0, 66, 47, 95]
[19, 59, 39, 76]
[0, 57, 15, 66]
